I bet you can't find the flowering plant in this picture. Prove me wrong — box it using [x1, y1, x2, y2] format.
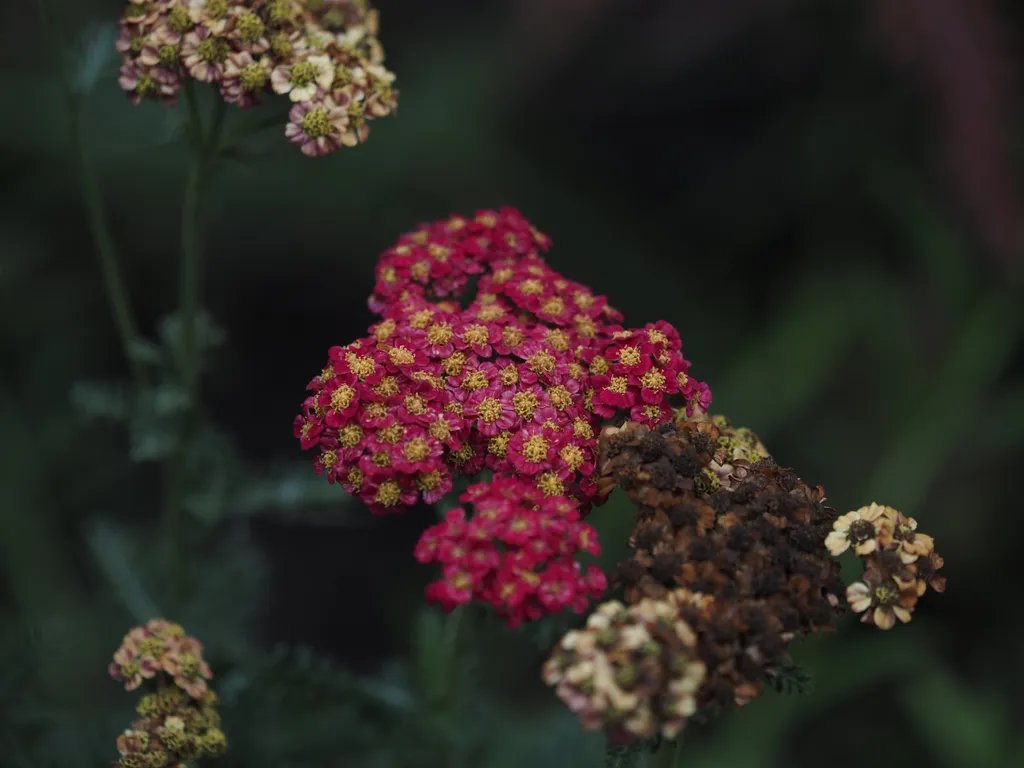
[293, 207, 946, 755]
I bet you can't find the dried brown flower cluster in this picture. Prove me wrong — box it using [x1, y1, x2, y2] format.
[830, 502, 946, 629]
[117, 0, 398, 155]
[109, 619, 226, 767]
[541, 595, 706, 741]
[594, 417, 844, 707]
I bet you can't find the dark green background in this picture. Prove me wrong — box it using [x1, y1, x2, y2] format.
[2, 1, 1022, 766]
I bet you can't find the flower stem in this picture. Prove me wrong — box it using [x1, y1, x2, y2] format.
[38, 0, 148, 390]
[164, 84, 225, 612]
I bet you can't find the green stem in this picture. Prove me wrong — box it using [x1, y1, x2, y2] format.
[163, 86, 226, 612]
[655, 740, 678, 768]
[38, 0, 148, 390]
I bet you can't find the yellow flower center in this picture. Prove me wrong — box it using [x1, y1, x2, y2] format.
[426, 322, 453, 345]
[521, 435, 549, 463]
[477, 304, 505, 322]
[572, 418, 594, 439]
[589, 357, 609, 375]
[205, 0, 228, 18]
[372, 376, 399, 398]
[607, 376, 629, 394]
[346, 467, 364, 489]
[449, 442, 475, 464]
[574, 291, 594, 309]
[168, 6, 192, 32]
[240, 61, 267, 90]
[501, 327, 525, 348]
[559, 444, 584, 471]
[462, 324, 490, 345]
[546, 329, 570, 352]
[330, 384, 355, 410]
[372, 451, 390, 467]
[270, 32, 293, 57]
[640, 369, 666, 391]
[547, 385, 571, 410]
[136, 76, 158, 97]
[375, 480, 402, 507]
[158, 43, 180, 68]
[647, 329, 668, 346]
[403, 438, 431, 462]
[197, 36, 229, 64]
[320, 449, 337, 467]
[387, 346, 415, 366]
[428, 417, 451, 441]
[338, 424, 363, 448]
[541, 297, 565, 316]
[442, 351, 467, 376]
[290, 60, 317, 87]
[488, 431, 511, 457]
[874, 583, 899, 605]
[410, 260, 430, 281]
[237, 11, 264, 42]
[404, 394, 427, 415]
[519, 278, 544, 295]
[574, 316, 596, 338]
[477, 397, 502, 423]
[512, 391, 538, 420]
[363, 402, 388, 419]
[178, 654, 200, 679]
[416, 470, 442, 491]
[618, 346, 642, 366]
[527, 350, 556, 375]
[500, 365, 519, 385]
[406, 309, 432, 328]
[301, 107, 332, 139]
[537, 471, 564, 496]
[378, 424, 403, 444]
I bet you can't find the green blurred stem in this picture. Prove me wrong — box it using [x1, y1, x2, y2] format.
[163, 85, 226, 611]
[37, 0, 148, 390]
[655, 741, 679, 768]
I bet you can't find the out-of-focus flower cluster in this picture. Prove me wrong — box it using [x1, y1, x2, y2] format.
[542, 596, 706, 742]
[109, 619, 226, 767]
[294, 207, 710, 516]
[116, 0, 397, 155]
[414, 475, 606, 627]
[828, 502, 946, 630]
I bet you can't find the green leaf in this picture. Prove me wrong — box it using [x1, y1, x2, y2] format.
[70, 380, 132, 422]
[763, 662, 815, 696]
[85, 519, 162, 624]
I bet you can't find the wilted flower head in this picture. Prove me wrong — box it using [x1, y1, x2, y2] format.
[837, 504, 944, 630]
[294, 208, 710, 513]
[116, 0, 397, 155]
[594, 417, 844, 712]
[542, 595, 706, 741]
[415, 474, 607, 627]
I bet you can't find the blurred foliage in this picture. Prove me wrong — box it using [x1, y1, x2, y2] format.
[2, 0, 1023, 767]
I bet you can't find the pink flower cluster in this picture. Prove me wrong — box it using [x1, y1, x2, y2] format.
[414, 476, 607, 627]
[116, 0, 397, 156]
[294, 207, 711, 515]
[109, 618, 214, 699]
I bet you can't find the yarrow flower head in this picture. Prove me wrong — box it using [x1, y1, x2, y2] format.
[836, 503, 945, 630]
[542, 595, 706, 742]
[116, 0, 397, 155]
[414, 475, 607, 627]
[294, 207, 711, 514]
[109, 618, 226, 767]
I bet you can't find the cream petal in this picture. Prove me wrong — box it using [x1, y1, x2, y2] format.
[873, 607, 896, 630]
